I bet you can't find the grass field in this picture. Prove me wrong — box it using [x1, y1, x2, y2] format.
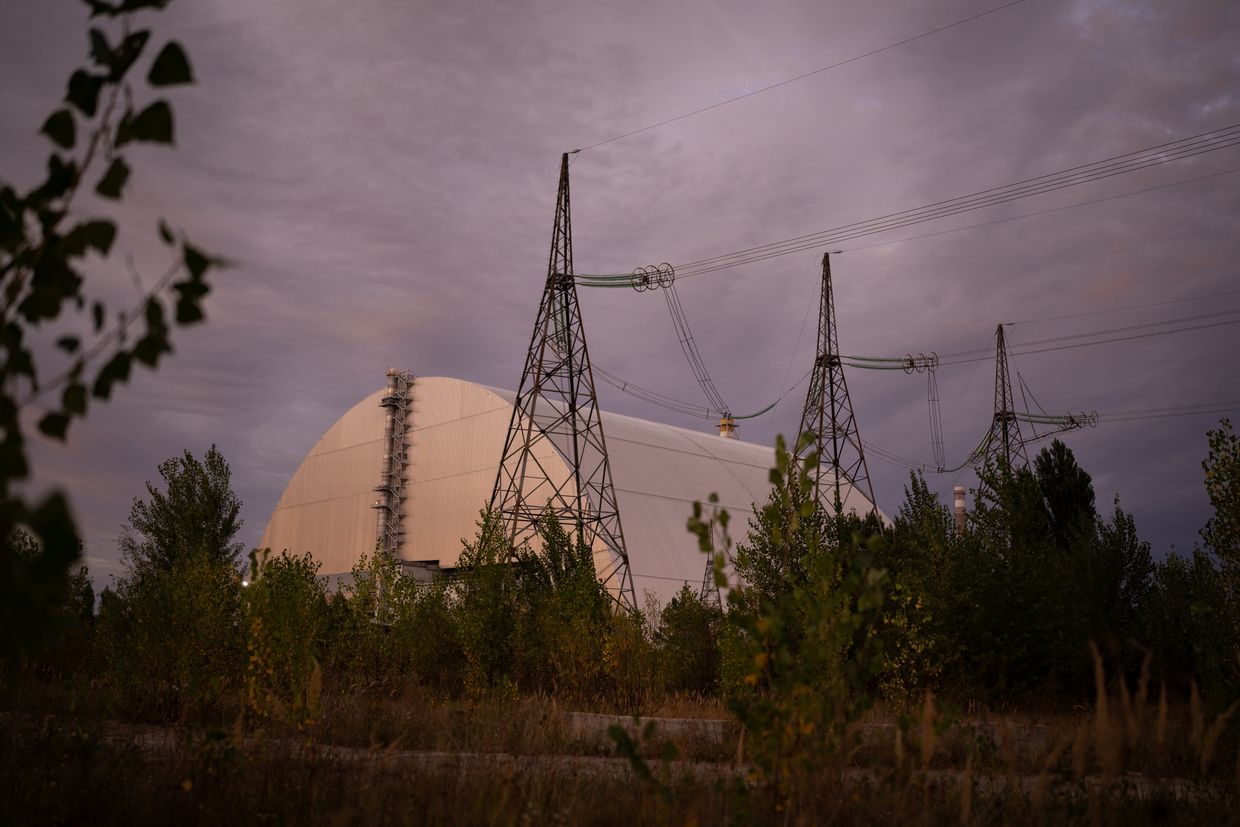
[4, 675, 1238, 826]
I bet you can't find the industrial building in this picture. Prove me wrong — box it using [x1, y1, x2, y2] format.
[259, 374, 878, 604]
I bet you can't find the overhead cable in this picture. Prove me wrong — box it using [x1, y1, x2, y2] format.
[936, 313, 1240, 367]
[838, 166, 1240, 255]
[593, 362, 813, 422]
[579, 166, 1240, 287]
[928, 370, 946, 469]
[663, 282, 731, 414]
[1006, 282, 1240, 326]
[576, 124, 1240, 286]
[593, 365, 716, 419]
[668, 124, 1240, 278]
[1096, 403, 1240, 423]
[574, 0, 1027, 153]
[935, 306, 1240, 363]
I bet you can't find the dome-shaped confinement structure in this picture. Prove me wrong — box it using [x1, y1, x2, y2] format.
[260, 375, 879, 604]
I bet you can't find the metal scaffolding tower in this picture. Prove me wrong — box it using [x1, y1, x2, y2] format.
[795, 253, 878, 517]
[371, 369, 414, 623]
[373, 369, 414, 559]
[984, 323, 1029, 472]
[945, 324, 1093, 476]
[490, 153, 637, 611]
[699, 550, 723, 609]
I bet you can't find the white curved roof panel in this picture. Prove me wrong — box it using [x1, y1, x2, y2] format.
[260, 376, 877, 604]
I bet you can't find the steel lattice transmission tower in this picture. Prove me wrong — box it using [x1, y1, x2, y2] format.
[983, 323, 1029, 472]
[795, 253, 878, 517]
[490, 153, 637, 611]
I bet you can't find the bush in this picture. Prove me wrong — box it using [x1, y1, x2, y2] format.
[657, 584, 723, 696]
[95, 550, 242, 723]
[243, 550, 327, 728]
[318, 552, 409, 687]
[390, 575, 465, 695]
[703, 437, 889, 814]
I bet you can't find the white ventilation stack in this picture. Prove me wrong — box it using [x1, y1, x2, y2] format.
[953, 485, 967, 535]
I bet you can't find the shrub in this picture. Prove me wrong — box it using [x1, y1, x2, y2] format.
[701, 437, 889, 814]
[657, 584, 723, 696]
[390, 576, 465, 694]
[243, 550, 327, 728]
[95, 550, 242, 723]
[319, 552, 409, 687]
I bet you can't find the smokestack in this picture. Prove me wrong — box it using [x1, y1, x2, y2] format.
[953, 486, 967, 535]
[718, 415, 737, 439]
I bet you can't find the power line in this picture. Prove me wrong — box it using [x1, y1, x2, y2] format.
[937, 314, 1240, 367]
[763, 271, 819, 440]
[878, 354, 985, 505]
[664, 124, 1240, 278]
[663, 282, 730, 413]
[1097, 403, 1240, 423]
[1014, 308, 1240, 348]
[863, 439, 930, 471]
[838, 166, 1240, 255]
[598, 302, 1239, 458]
[593, 365, 716, 419]
[1006, 286, 1240, 326]
[579, 164, 1240, 289]
[937, 306, 1240, 362]
[576, 128, 1240, 285]
[574, 0, 1027, 153]
[735, 368, 812, 420]
[595, 360, 813, 422]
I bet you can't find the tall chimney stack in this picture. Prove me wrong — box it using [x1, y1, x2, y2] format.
[953, 485, 967, 535]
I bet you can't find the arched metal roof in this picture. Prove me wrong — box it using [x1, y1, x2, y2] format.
[260, 376, 878, 603]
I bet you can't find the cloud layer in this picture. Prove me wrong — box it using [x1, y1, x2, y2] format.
[2, 0, 1238, 580]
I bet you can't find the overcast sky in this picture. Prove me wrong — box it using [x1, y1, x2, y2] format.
[2, 0, 1238, 583]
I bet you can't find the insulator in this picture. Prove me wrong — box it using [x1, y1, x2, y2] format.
[656, 262, 675, 288]
[630, 265, 653, 292]
[632, 263, 675, 291]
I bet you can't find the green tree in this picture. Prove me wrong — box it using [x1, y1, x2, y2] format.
[318, 550, 408, 686]
[1033, 441, 1152, 683]
[513, 513, 611, 701]
[657, 584, 723, 696]
[455, 509, 523, 696]
[243, 549, 327, 728]
[1, 0, 224, 671]
[1085, 499, 1153, 659]
[118, 444, 243, 571]
[730, 442, 833, 611]
[700, 438, 888, 814]
[1143, 418, 1240, 703]
[1144, 550, 1237, 702]
[390, 576, 465, 694]
[1201, 418, 1240, 595]
[454, 508, 632, 703]
[95, 548, 242, 722]
[5, 528, 95, 681]
[1035, 438, 1097, 546]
